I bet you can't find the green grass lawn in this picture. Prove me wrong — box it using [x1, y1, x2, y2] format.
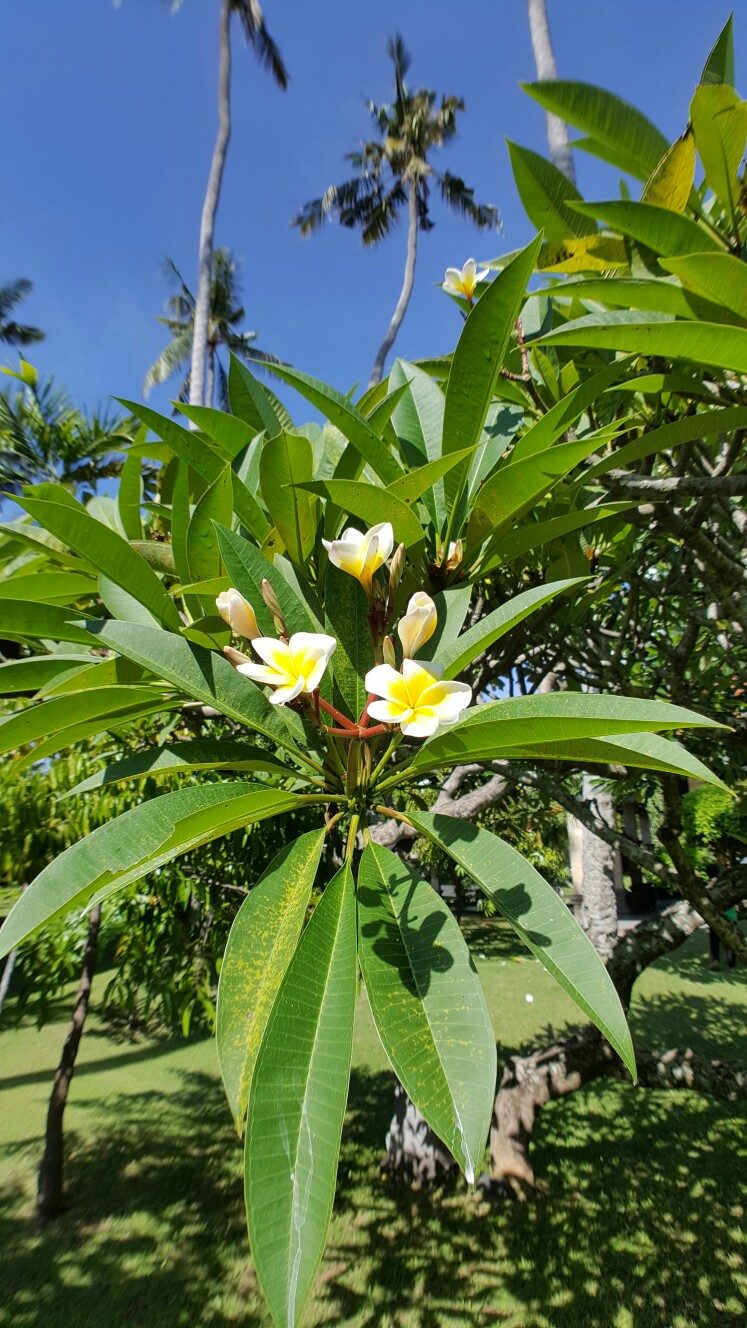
[1, 920, 745, 1328]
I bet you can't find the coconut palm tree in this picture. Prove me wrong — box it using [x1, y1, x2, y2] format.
[526, 0, 575, 183]
[0, 279, 44, 349]
[293, 35, 500, 388]
[0, 372, 135, 497]
[145, 248, 278, 408]
[172, 0, 288, 409]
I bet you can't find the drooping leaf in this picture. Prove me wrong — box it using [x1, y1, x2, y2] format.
[217, 829, 326, 1129]
[486, 502, 636, 567]
[404, 811, 636, 1078]
[479, 731, 728, 790]
[245, 862, 356, 1328]
[358, 843, 495, 1182]
[16, 487, 182, 632]
[0, 600, 100, 647]
[0, 783, 304, 960]
[535, 311, 747, 374]
[65, 739, 297, 797]
[569, 200, 722, 256]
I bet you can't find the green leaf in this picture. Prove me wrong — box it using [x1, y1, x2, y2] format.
[0, 571, 96, 604]
[265, 363, 403, 485]
[510, 356, 637, 464]
[358, 843, 495, 1182]
[85, 620, 307, 760]
[442, 236, 543, 518]
[260, 433, 318, 566]
[16, 487, 182, 632]
[535, 311, 747, 374]
[404, 694, 723, 778]
[507, 140, 596, 240]
[538, 276, 736, 324]
[324, 563, 374, 721]
[186, 465, 233, 585]
[175, 405, 256, 458]
[468, 434, 606, 549]
[405, 811, 635, 1078]
[215, 524, 324, 636]
[569, 200, 722, 256]
[389, 360, 446, 527]
[0, 686, 172, 760]
[0, 783, 304, 960]
[417, 585, 474, 664]
[0, 600, 100, 647]
[386, 446, 478, 508]
[0, 654, 95, 695]
[486, 503, 636, 567]
[584, 404, 747, 481]
[700, 15, 735, 87]
[437, 579, 584, 680]
[99, 575, 161, 627]
[660, 253, 747, 321]
[522, 80, 668, 182]
[228, 354, 292, 437]
[246, 862, 356, 1328]
[217, 829, 326, 1129]
[485, 731, 728, 791]
[690, 84, 747, 215]
[65, 739, 297, 797]
[117, 449, 144, 541]
[300, 479, 423, 550]
[6, 699, 174, 779]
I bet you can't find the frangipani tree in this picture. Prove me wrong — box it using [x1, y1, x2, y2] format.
[0, 236, 726, 1328]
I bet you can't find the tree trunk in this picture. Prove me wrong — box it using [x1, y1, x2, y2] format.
[368, 181, 418, 389]
[189, 0, 232, 411]
[382, 1081, 457, 1185]
[37, 904, 101, 1223]
[0, 947, 18, 1018]
[526, 0, 576, 184]
[206, 346, 215, 411]
[579, 775, 619, 960]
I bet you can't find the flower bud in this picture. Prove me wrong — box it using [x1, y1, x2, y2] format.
[223, 645, 252, 668]
[444, 539, 463, 572]
[389, 542, 406, 594]
[261, 579, 286, 633]
[216, 589, 260, 640]
[397, 592, 437, 660]
[382, 635, 397, 668]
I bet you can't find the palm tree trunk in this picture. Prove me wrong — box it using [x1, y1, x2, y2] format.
[368, 181, 418, 389]
[579, 775, 619, 961]
[526, 0, 576, 184]
[37, 904, 101, 1223]
[206, 347, 215, 410]
[189, 0, 232, 410]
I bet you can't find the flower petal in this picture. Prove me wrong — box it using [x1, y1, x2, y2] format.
[251, 637, 291, 671]
[367, 698, 408, 724]
[401, 708, 440, 738]
[269, 678, 304, 706]
[365, 663, 408, 704]
[289, 632, 337, 662]
[427, 680, 473, 722]
[236, 661, 284, 687]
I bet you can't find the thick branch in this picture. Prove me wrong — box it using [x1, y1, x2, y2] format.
[599, 471, 747, 499]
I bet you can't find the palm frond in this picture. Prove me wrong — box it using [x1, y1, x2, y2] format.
[386, 32, 411, 102]
[0, 280, 45, 347]
[143, 333, 193, 396]
[436, 172, 501, 229]
[233, 0, 289, 89]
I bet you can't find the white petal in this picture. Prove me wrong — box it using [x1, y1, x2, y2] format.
[289, 631, 337, 661]
[339, 527, 366, 547]
[236, 661, 283, 686]
[463, 258, 477, 281]
[269, 678, 304, 705]
[302, 651, 329, 693]
[402, 657, 443, 686]
[401, 709, 440, 738]
[251, 637, 291, 670]
[475, 267, 490, 283]
[326, 540, 366, 576]
[430, 681, 472, 722]
[368, 522, 394, 563]
[365, 663, 405, 702]
[367, 698, 407, 724]
[444, 267, 462, 286]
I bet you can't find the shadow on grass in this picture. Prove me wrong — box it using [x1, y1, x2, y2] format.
[2, 1059, 745, 1328]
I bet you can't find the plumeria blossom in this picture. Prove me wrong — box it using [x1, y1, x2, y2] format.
[443, 539, 464, 572]
[237, 632, 336, 705]
[216, 588, 261, 641]
[322, 522, 394, 595]
[442, 258, 489, 302]
[365, 659, 472, 738]
[398, 591, 437, 660]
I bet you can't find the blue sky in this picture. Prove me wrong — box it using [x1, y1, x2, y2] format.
[1, 1, 736, 421]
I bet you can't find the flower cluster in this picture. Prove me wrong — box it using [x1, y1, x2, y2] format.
[216, 522, 472, 739]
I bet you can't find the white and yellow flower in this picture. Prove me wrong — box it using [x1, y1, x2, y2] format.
[365, 659, 471, 738]
[237, 632, 336, 705]
[442, 258, 489, 302]
[398, 591, 437, 660]
[322, 523, 394, 595]
[216, 588, 261, 641]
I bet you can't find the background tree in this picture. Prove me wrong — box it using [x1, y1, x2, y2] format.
[0, 279, 44, 350]
[0, 364, 135, 497]
[293, 34, 500, 388]
[144, 250, 278, 409]
[526, 0, 575, 182]
[177, 0, 288, 410]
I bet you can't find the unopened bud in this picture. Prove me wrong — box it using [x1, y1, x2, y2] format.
[273, 616, 286, 637]
[389, 543, 406, 594]
[261, 579, 286, 633]
[223, 645, 251, 668]
[216, 588, 260, 640]
[382, 635, 396, 667]
[345, 739, 359, 795]
[444, 539, 463, 572]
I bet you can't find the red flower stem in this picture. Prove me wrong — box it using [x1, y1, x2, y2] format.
[324, 723, 389, 740]
[318, 697, 357, 730]
[358, 693, 377, 729]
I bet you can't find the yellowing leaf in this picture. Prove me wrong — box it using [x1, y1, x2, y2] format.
[642, 129, 695, 212]
[538, 236, 628, 273]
